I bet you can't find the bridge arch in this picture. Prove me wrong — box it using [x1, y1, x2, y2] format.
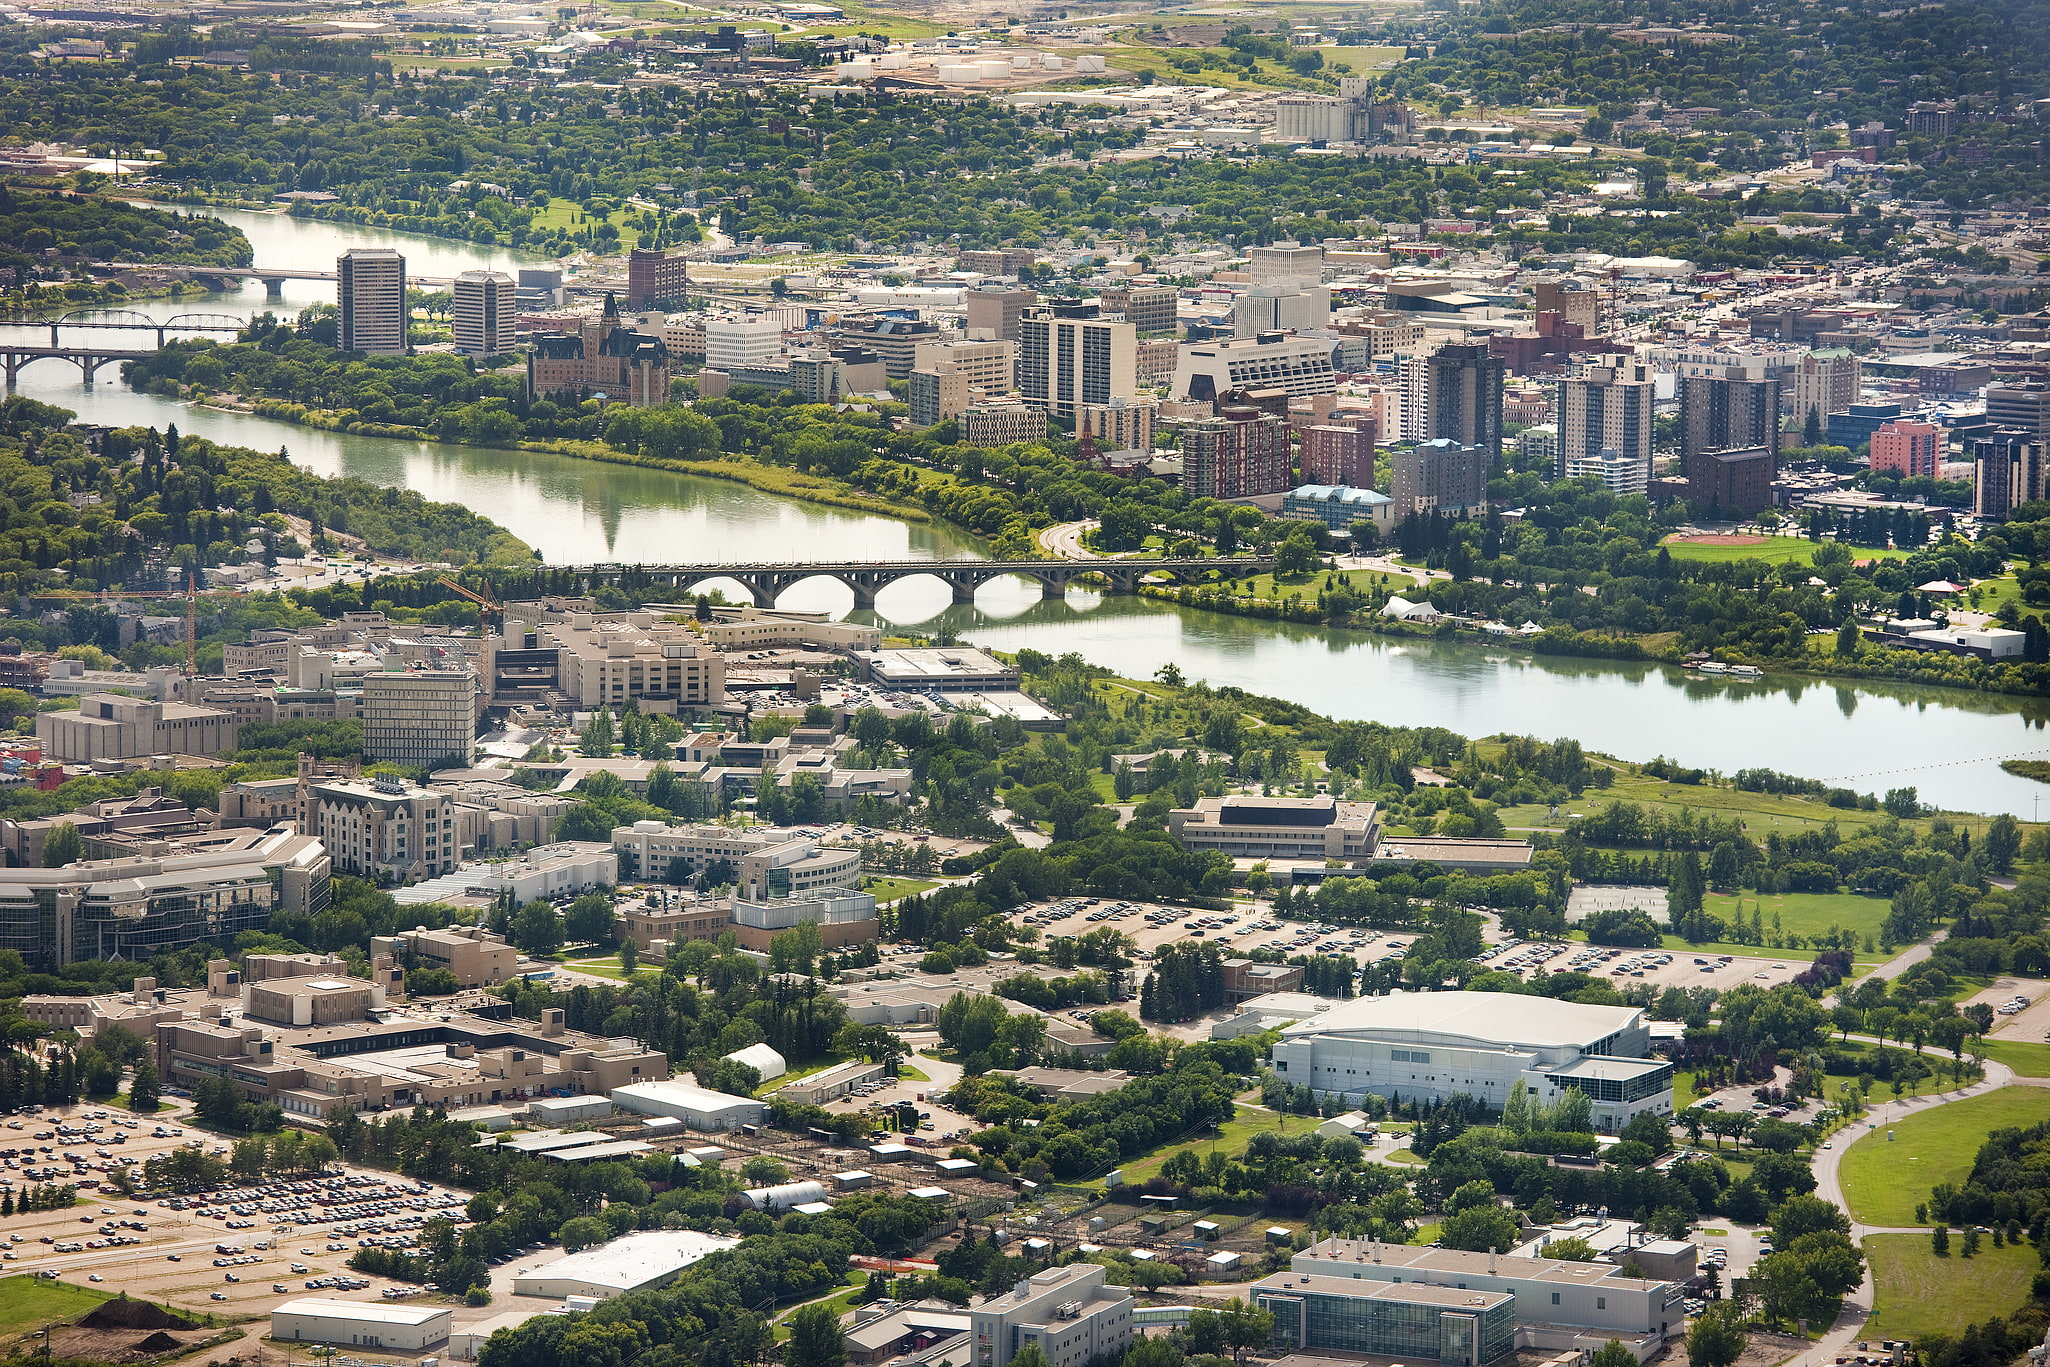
[55, 308, 158, 329]
[164, 313, 248, 334]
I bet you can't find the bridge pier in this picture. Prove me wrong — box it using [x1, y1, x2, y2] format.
[848, 584, 878, 611]
[262, 277, 286, 300]
[946, 577, 979, 605]
[1039, 576, 1066, 600]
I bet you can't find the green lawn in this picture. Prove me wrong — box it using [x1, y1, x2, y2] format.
[863, 876, 940, 905]
[1659, 534, 1910, 567]
[1103, 1105, 1301, 1189]
[1981, 1037, 2050, 1077]
[0, 1275, 112, 1334]
[562, 954, 633, 980]
[1700, 890, 1891, 942]
[1862, 1233, 2037, 1344]
[1839, 1087, 2050, 1226]
[770, 1272, 868, 1340]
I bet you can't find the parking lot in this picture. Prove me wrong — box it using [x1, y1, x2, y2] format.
[1972, 977, 2050, 1039]
[1013, 897, 1814, 998]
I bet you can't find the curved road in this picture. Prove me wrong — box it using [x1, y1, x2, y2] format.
[1790, 1038, 2036, 1367]
[1038, 520, 1102, 559]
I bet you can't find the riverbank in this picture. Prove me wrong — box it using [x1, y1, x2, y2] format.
[215, 395, 940, 527]
[1143, 576, 2050, 700]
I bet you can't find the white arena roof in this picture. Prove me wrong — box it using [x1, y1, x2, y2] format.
[1278, 991, 1641, 1050]
[512, 1230, 742, 1297]
[273, 1299, 452, 1326]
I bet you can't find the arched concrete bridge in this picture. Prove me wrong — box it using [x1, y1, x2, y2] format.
[567, 556, 1273, 608]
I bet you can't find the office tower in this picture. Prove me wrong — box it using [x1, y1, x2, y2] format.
[1247, 241, 1324, 286]
[1183, 402, 1292, 499]
[1300, 421, 1376, 486]
[1987, 382, 2050, 440]
[1018, 301, 1136, 419]
[966, 285, 1037, 344]
[626, 248, 691, 310]
[338, 247, 406, 355]
[703, 315, 784, 370]
[1869, 420, 1941, 478]
[842, 316, 941, 380]
[1232, 284, 1331, 337]
[1399, 343, 1504, 458]
[361, 668, 477, 768]
[1098, 285, 1179, 335]
[1557, 356, 1654, 483]
[1975, 430, 2046, 521]
[1390, 438, 1488, 515]
[1679, 371, 1782, 460]
[451, 270, 515, 356]
[1174, 333, 1336, 404]
[1791, 348, 1861, 430]
[1688, 447, 1775, 518]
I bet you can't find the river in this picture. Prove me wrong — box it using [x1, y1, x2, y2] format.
[4, 206, 2049, 816]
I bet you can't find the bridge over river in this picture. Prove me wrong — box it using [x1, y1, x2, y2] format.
[567, 556, 1275, 608]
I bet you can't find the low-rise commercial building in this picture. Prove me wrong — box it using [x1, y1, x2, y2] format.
[38, 693, 239, 762]
[1167, 795, 1380, 863]
[372, 925, 519, 987]
[610, 1078, 768, 1130]
[777, 1058, 885, 1105]
[511, 1230, 743, 1299]
[970, 1264, 1134, 1367]
[0, 825, 329, 970]
[858, 647, 1019, 693]
[1253, 1272, 1516, 1365]
[1268, 992, 1671, 1131]
[272, 1299, 452, 1351]
[1285, 1237, 1683, 1346]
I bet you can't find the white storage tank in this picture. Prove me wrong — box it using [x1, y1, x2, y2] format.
[976, 59, 1011, 80]
[1075, 54, 1106, 73]
[878, 52, 906, 69]
[744, 1180, 828, 1211]
[938, 63, 982, 83]
[1041, 52, 1062, 70]
[1010, 54, 1033, 70]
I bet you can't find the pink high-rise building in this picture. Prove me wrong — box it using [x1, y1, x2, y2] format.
[1869, 419, 1940, 478]
[1300, 421, 1377, 487]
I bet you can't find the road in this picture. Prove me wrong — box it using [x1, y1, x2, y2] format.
[1038, 520, 1102, 559]
[1791, 1048, 2024, 1367]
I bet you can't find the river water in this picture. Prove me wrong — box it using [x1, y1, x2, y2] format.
[4, 206, 2048, 816]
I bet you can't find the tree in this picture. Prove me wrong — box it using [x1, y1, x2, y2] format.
[564, 893, 615, 946]
[557, 1216, 611, 1251]
[832, 1024, 909, 1068]
[511, 900, 563, 955]
[127, 1059, 159, 1113]
[786, 1303, 846, 1367]
[42, 823, 81, 868]
[1440, 1204, 1519, 1253]
[1546, 1236, 1599, 1262]
[741, 1155, 790, 1186]
[1592, 1341, 1639, 1367]
[579, 706, 616, 757]
[1686, 1302, 1746, 1367]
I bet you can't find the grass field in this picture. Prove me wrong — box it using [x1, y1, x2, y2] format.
[863, 877, 940, 905]
[1839, 1087, 2050, 1226]
[1102, 1104, 1301, 1189]
[1978, 1037, 2050, 1077]
[1862, 1233, 2037, 1344]
[1660, 534, 1910, 567]
[562, 955, 633, 979]
[0, 1276, 112, 1334]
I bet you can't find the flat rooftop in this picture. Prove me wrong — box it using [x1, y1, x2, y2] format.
[1302, 1238, 1662, 1287]
[1254, 1272, 1512, 1310]
[1279, 991, 1641, 1052]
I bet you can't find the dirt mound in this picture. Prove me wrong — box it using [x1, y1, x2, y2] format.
[79, 1298, 198, 1331]
[132, 1332, 185, 1354]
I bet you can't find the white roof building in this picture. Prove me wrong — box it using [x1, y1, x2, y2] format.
[1269, 991, 1672, 1133]
[272, 1299, 454, 1351]
[722, 1042, 788, 1080]
[512, 1230, 743, 1299]
[610, 1079, 768, 1130]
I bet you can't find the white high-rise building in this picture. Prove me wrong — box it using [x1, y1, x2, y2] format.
[1233, 284, 1331, 337]
[1247, 240, 1325, 286]
[1556, 355, 1655, 487]
[451, 270, 515, 356]
[703, 315, 785, 371]
[1017, 301, 1136, 419]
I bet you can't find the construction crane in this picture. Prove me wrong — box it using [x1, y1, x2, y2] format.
[29, 572, 200, 674]
[437, 576, 503, 633]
